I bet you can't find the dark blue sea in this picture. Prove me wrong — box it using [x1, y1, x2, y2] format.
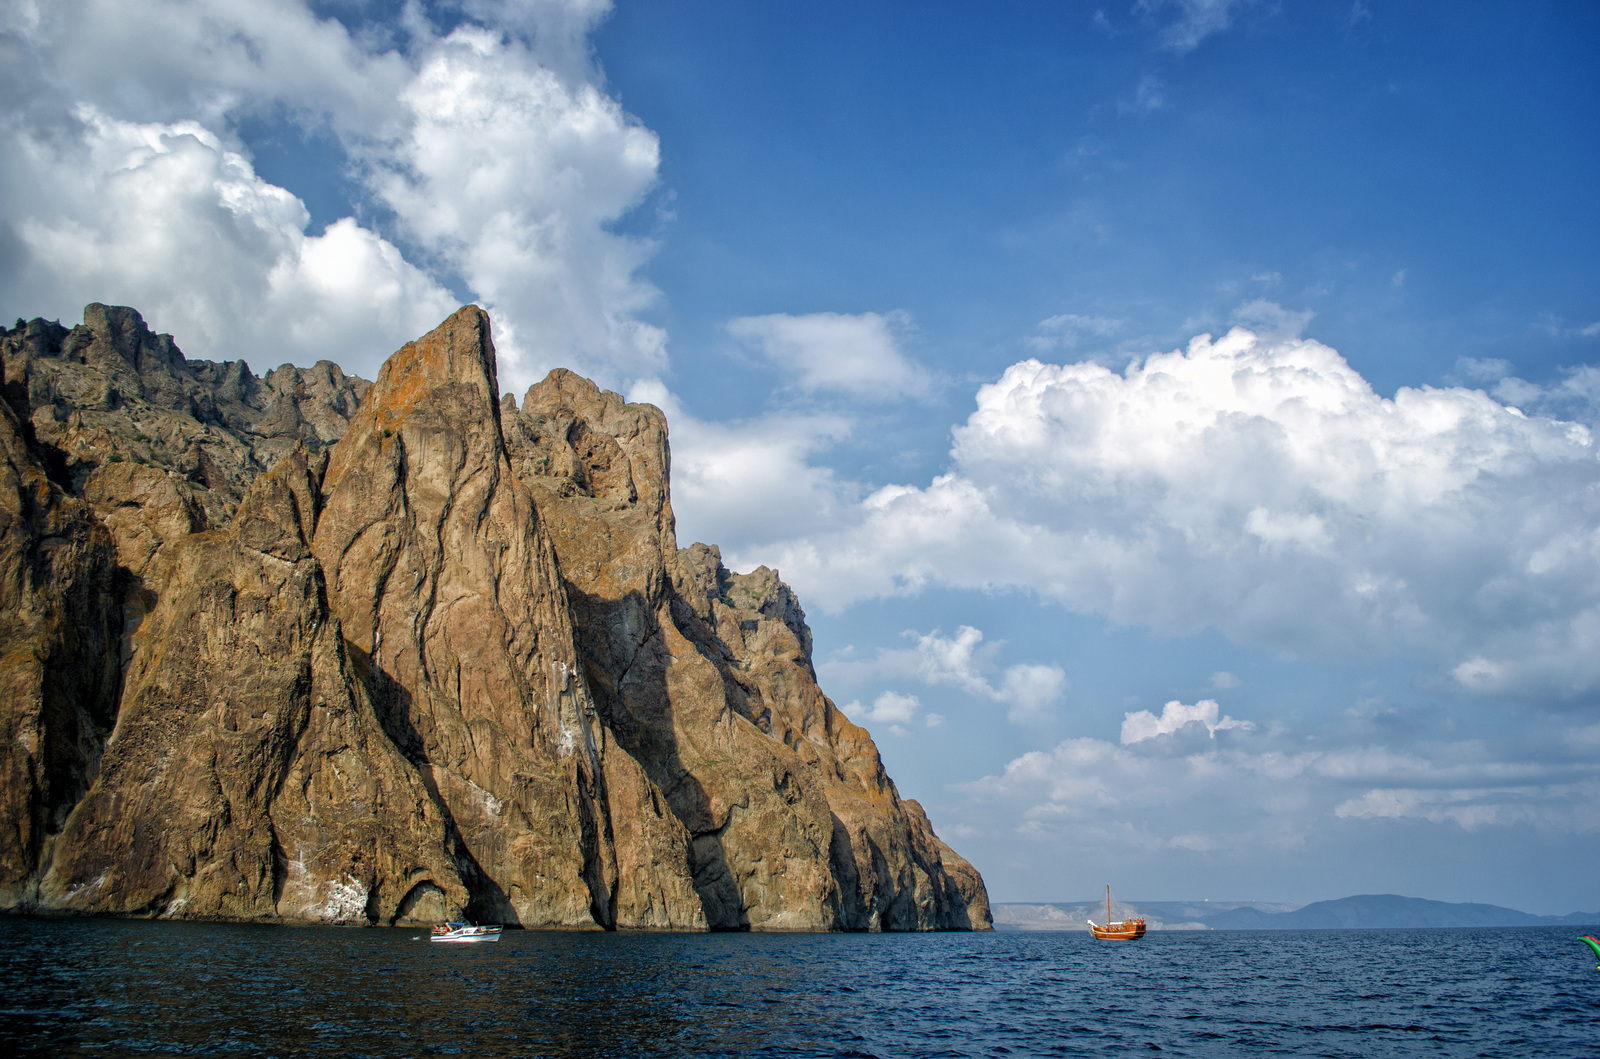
[1, 918, 1595, 1057]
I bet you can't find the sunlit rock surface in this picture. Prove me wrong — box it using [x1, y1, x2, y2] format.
[0, 305, 990, 931]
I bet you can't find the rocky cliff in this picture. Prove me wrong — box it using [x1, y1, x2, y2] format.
[0, 304, 990, 931]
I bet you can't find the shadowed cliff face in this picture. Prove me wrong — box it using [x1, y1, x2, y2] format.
[312, 307, 703, 929]
[505, 369, 992, 931]
[41, 449, 470, 923]
[0, 360, 122, 904]
[0, 305, 989, 931]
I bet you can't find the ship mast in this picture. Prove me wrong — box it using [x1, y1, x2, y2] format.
[1106, 883, 1111, 925]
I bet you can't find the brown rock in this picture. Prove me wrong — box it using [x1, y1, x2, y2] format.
[1, 306, 368, 542]
[0, 305, 987, 932]
[312, 307, 703, 929]
[0, 374, 122, 906]
[38, 448, 469, 923]
[506, 369, 992, 930]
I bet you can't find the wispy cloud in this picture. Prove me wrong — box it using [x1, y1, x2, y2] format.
[1334, 783, 1600, 832]
[1138, 0, 1266, 54]
[1231, 297, 1314, 339]
[1454, 357, 1600, 426]
[1027, 312, 1128, 353]
[1537, 313, 1600, 341]
[818, 625, 1066, 725]
[1118, 73, 1167, 113]
[727, 310, 931, 401]
[957, 707, 1600, 862]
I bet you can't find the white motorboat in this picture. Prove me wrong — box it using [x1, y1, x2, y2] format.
[429, 922, 503, 943]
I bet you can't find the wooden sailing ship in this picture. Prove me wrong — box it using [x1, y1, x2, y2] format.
[1087, 884, 1146, 940]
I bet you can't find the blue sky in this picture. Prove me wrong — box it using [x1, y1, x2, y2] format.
[3, 0, 1597, 913]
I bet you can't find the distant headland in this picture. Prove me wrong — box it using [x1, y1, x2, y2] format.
[994, 894, 1599, 931]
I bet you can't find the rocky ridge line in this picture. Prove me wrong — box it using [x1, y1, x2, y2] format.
[0, 305, 990, 931]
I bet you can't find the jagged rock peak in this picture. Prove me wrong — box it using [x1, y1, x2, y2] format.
[0, 303, 991, 932]
[322, 304, 505, 510]
[363, 304, 497, 427]
[0, 305, 370, 547]
[506, 367, 673, 520]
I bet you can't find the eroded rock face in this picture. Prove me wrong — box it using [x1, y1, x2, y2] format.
[0, 364, 122, 906]
[2, 306, 366, 546]
[311, 307, 703, 929]
[0, 305, 989, 931]
[41, 450, 469, 923]
[504, 370, 991, 931]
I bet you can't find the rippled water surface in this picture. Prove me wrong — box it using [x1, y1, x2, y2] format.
[2, 918, 1596, 1057]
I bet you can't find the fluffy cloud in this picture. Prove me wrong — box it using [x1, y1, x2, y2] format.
[458, 0, 617, 84]
[998, 664, 1069, 725]
[756, 325, 1600, 699]
[366, 20, 665, 394]
[627, 378, 858, 549]
[960, 708, 1600, 860]
[842, 691, 925, 737]
[1121, 699, 1251, 744]
[2, 106, 455, 375]
[2, 0, 412, 133]
[1, 0, 665, 390]
[960, 729, 1290, 850]
[727, 311, 930, 400]
[818, 625, 1066, 725]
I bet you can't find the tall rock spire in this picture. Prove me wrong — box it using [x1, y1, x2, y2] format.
[0, 304, 988, 932]
[313, 305, 703, 928]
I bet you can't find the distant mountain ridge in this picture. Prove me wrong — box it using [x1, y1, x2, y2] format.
[993, 894, 1600, 931]
[1199, 894, 1599, 930]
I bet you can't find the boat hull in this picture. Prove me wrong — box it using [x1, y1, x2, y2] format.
[429, 927, 503, 943]
[1089, 887, 1145, 939]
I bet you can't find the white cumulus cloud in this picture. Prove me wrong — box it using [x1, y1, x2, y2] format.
[755, 324, 1600, 700]
[2, 0, 413, 134]
[626, 378, 858, 550]
[366, 20, 665, 394]
[1, 0, 666, 390]
[842, 691, 923, 737]
[2, 105, 455, 375]
[1121, 699, 1252, 744]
